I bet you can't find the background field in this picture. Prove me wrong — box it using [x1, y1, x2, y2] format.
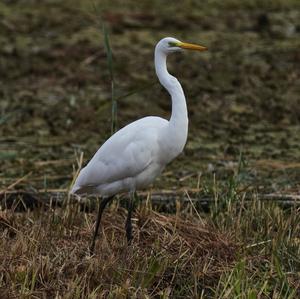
[0, 0, 300, 298]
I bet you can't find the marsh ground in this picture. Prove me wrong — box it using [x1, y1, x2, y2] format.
[0, 0, 300, 298]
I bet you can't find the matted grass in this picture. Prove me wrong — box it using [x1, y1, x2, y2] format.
[1, 188, 300, 298]
[1, 201, 236, 298]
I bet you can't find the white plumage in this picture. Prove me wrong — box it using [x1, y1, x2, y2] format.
[71, 37, 207, 198]
[72, 116, 169, 196]
[71, 37, 207, 251]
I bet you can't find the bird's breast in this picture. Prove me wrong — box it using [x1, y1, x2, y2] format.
[158, 124, 188, 164]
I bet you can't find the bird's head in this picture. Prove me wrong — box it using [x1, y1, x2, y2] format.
[156, 37, 207, 55]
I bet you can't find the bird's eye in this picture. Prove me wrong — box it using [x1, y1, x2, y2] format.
[168, 42, 178, 47]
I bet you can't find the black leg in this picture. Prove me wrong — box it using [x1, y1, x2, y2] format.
[125, 194, 135, 244]
[89, 196, 114, 255]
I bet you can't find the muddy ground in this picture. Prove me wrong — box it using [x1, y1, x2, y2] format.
[1, 0, 299, 197]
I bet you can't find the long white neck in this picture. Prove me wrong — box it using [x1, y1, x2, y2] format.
[154, 47, 188, 151]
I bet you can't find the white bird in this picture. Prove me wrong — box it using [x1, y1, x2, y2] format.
[71, 37, 207, 253]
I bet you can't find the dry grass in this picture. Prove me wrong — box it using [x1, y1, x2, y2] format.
[0, 200, 237, 298]
[1, 177, 300, 298]
[1, 189, 300, 298]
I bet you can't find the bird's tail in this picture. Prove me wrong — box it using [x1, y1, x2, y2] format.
[70, 184, 96, 196]
[70, 184, 80, 195]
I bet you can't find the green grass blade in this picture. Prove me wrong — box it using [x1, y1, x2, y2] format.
[102, 23, 114, 82]
[102, 24, 117, 134]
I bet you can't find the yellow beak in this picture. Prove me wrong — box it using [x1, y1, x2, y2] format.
[178, 42, 207, 51]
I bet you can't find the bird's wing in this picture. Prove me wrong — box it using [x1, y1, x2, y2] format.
[96, 139, 154, 184]
[73, 123, 163, 189]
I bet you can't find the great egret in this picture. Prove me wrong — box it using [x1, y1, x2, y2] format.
[71, 37, 207, 253]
